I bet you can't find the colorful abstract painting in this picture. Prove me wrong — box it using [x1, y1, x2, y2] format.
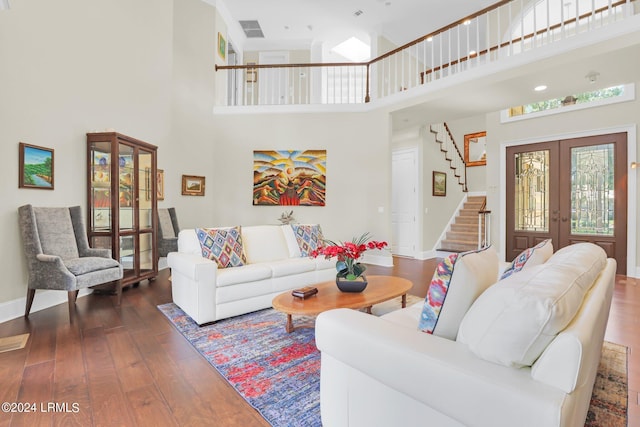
[253, 150, 326, 206]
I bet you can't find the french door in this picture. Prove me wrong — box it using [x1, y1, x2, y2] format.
[506, 133, 627, 274]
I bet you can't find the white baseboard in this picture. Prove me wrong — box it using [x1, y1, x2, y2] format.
[0, 288, 93, 324]
[362, 250, 394, 267]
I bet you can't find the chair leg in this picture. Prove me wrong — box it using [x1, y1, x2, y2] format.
[115, 280, 122, 306]
[72, 289, 79, 303]
[25, 288, 36, 318]
[67, 291, 76, 324]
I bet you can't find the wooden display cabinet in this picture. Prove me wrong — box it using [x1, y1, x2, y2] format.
[87, 132, 158, 288]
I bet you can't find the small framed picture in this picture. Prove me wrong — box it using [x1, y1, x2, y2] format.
[182, 174, 205, 196]
[157, 169, 165, 201]
[19, 142, 54, 190]
[432, 171, 446, 197]
[218, 32, 226, 60]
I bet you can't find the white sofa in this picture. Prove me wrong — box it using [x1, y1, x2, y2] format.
[167, 225, 336, 325]
[316, 243, 616, 427]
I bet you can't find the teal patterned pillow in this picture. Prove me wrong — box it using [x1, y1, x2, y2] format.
[195, 226, 247, 268]
[291, 224, 324, 257]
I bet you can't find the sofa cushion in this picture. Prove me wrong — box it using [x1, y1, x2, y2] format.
[457, 243, 607, 368]
[500, 239, 553, 279]
[291, 224, 324, 257]
[216, 263, 273, 287]
[269, 258, 316, 278]
[195, 227, 247, 268]
[242, 225, 290, 263]
[418, 245, 498, 340]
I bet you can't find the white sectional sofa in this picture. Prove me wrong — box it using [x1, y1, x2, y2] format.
[316, 243, 616, 427]
[167, 225, 336, 325]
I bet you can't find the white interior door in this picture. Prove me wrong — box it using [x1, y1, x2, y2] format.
[392, 148, 418, 257]
[258, 51, 289, 105]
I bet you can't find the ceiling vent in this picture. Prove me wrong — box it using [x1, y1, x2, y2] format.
[239, 20, 265, 38]
[353, 10, 364, 17]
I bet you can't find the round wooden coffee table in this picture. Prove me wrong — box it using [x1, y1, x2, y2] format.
[272, 275, 412, 333]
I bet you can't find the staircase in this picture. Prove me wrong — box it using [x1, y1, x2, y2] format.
[430, 123, 467, 192]
[439, 196, 487, 252]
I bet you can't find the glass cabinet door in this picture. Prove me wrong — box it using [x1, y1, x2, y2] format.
[89, 141, 113, 233]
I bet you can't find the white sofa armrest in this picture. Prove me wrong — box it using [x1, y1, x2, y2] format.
[316, 309, 566, 427]
[167, 252, 219, 325]
[168, 251, 217, 281]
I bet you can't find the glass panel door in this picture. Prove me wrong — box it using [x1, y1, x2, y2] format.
[514, 150, 550, 232]
[118, 144, 135, 230]
[570, 144, 615, 236]
[138, 149, 153, 230]
[90, 141, 112, 233]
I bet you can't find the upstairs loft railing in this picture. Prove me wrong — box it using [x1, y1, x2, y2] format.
[215, 0, 637, 107]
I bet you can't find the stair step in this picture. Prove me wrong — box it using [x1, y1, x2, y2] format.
[438, 239, 479, 252]
[445, 231, 479, 241]
[451, 223, 478, 232]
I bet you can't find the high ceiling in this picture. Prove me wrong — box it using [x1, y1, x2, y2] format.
[222, 0, 496, 54]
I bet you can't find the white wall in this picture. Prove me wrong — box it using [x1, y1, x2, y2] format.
[0, 0, 173, 306]
[211, 111, 392, 242]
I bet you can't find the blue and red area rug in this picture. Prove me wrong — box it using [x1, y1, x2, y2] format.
[157, 304, 321, 427]
[158, 302, 628, 427]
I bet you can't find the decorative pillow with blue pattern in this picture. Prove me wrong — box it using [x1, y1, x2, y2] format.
[418, 246, 499, 340]
[418, 253, 458, 335]
[195, 226, 247, 268]
[500, 239, 553, 280]
[291, 224, 324, 257]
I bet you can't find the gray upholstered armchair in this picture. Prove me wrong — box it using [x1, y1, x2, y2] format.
[18, 204, 123, 322]
[158, 207, 179, 257]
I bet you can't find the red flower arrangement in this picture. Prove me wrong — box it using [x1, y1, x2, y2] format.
[311, 232, 388, 280]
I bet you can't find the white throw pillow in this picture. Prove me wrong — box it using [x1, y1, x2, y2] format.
[500, 239, 553, 280]
[457, 243, 606, 368]
[418, 246, 498, 340]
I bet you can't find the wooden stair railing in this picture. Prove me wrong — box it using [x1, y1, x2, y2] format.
[429, 123, 467, 192]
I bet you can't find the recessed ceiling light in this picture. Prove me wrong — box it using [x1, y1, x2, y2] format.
[463, 19, 471, 25]
[469, 50, 477, 56]
[534, 85, 548, 92]
[354, 9, 363, 17]
[426, 36, 433, 42]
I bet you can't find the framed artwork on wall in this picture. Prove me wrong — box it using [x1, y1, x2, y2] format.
[157, 169, 165, 200]
[464, 131, 487, 167]
[19, 142, 54, 190]
[432, 171, 446, 197]
[218, 32, 226, 60]
[253, 150, 326, 206]
[182, 174, 205, 196]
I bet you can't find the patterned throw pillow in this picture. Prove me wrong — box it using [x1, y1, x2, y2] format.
[500, 239, 553, 280]
[291, 224, 324, 257]
[418, 253, 458, 335]
[195, 226, 247, 268]
[418, 245, 499, 340]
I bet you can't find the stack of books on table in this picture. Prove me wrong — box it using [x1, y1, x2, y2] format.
[291, 286, 318, 299]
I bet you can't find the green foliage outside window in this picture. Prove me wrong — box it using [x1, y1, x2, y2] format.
[510, 85, 625, 117]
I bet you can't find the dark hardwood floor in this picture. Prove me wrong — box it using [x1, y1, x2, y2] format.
[0, 257, 637, 426]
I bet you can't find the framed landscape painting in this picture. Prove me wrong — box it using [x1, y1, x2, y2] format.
[182, 174, 205, 196]
[19, 142, 54, 190]
[432, 171, 446, 197]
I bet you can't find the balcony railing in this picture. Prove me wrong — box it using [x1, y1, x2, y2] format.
[216, 0, 637, 107]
